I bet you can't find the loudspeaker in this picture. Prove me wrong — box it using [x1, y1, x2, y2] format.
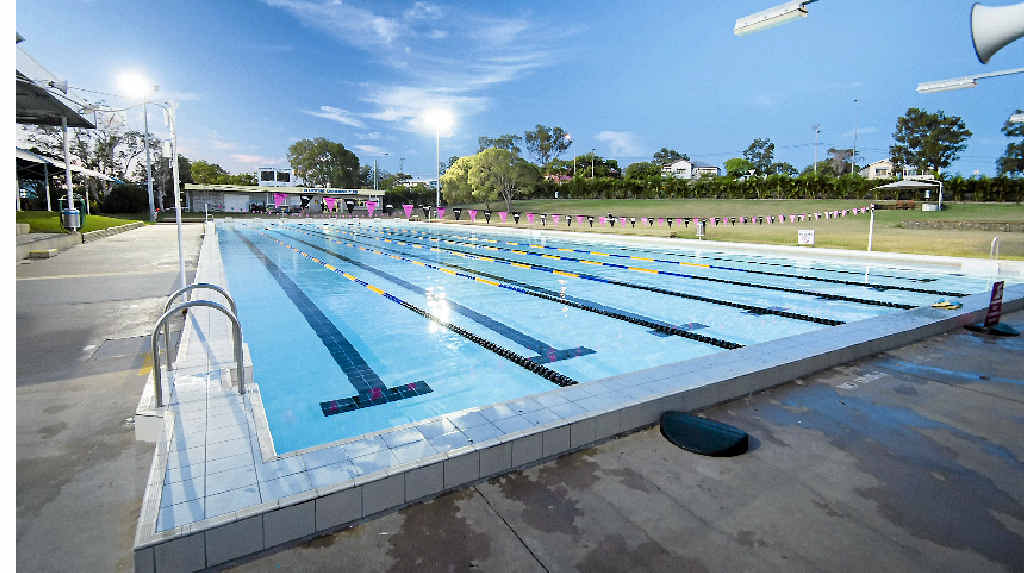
[972, 2, 1024, 63]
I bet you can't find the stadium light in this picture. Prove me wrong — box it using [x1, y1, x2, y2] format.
[1009, 112, 1024, 123]
[734, 0, 818, 36]
[423, 108, 454, 210]
[915, 66, 1024, 94]
[117, 72, 159, 223]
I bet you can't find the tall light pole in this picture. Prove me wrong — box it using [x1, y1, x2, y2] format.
[591, 147, 597, 178]
[423, 109, 453, 212]
[852, 98, 859, 176]
[118, 72, 158, 222]
[564, 133, 574, 177]
[812, 124, 821, 175]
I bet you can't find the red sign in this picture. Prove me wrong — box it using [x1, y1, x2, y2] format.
[984, 281, 1004, 327]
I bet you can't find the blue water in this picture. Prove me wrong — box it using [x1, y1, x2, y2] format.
[216, 220, 999, 453]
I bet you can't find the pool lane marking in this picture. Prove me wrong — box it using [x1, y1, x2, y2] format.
[279, 227, 745, 350]
[261, 233, 578, 386]
[368, 225, 964, 296]
[309, 226, 890, 317]
[338, 226, 914, 309]
[267, 230, 597, 364]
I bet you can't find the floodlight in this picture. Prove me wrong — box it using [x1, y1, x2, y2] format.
[916, 66, 1024, 94]
[423, 108, 454, 131]
[1010, 112, 1024, 123]
[116, 71, 156, 99]
[734, 0, 815, 36]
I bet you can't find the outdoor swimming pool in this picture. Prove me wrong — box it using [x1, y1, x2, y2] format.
[217, 219, 996, 454]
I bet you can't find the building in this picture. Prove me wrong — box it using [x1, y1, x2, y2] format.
[257, 167, 295, 187]
[543, 174, 573, 184]
[859, 159, 919, 180]
[662, 159, 720, 179]
[399, 179, 438, 189]
[184, 184, 385, 213]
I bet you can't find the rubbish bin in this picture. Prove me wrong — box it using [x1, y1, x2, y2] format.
[61, 208, 81, 231]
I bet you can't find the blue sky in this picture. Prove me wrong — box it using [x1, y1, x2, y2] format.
[16, 0, 1024, 180]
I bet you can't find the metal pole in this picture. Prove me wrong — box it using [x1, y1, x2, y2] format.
[867, 208, 875, 252]
[167, 104, 186, 290]
[813, 126, 819, 175]
[852, 99, 859, 176]
[62, 116, 75, 216]
[143, 100, 155, 222]
[435, 127, 440, 210]
[43, 162, 50, 212]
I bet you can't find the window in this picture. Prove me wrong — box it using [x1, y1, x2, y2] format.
[276, 171, 291, 182]
[260, 170, 275, 182]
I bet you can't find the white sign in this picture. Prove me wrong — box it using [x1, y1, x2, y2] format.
[798, 229, 815, 245]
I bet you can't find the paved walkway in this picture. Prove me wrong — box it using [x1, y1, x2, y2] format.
[231, 311, 1024, 572]
[16, 223, 203, 572]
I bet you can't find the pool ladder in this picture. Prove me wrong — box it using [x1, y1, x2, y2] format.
[151, 283, 244, 408]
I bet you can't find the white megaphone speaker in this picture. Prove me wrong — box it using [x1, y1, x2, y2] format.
[972, 2, 1024, 63]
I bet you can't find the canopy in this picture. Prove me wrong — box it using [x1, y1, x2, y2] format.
[16, 147, 114, 181]
[871, 179, 940, 190]
[16, 72, 94, 129]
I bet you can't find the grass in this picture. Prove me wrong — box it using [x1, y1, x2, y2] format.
[16, 211, 145, 234]
[442, 200, 1024, 260]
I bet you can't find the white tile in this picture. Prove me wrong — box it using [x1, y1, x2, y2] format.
[206, 452, 254, 476]
[316, 487, 362, 531]
[164, 445, 204, 470]
[307, 462, 358, 490]
[338, 437, 386, 459]
[494, 415, 532, 434]
[575, 393, 619, 413]
[156, 498, 204, 532]
[205, 485, 261, 519]
[255, 457, 306, 482]
[300, 446, 349, 471]
[206, 466, 257, 496]
[405, 461, 443, 501]
[389, 440, 439, 466]
[510, 434, 542, 467]
[446, 410, 489, 430]
[206, 436, 253, 461]
[379, 428, 425, 449]
[416, 418, 460, 439]
[362, 474, 404, 516]
[443, 451, 479, 489]
[349, 449, 397, 477]
[154, 532, 205, 572]
[542, 426, 570, 457]
[478, 404, 518, 422]
[264, 500, 315, 548]
[259, 472, 313, 502]
[570, 418, 597, 449]
[164, 463, 204, 485]
[593, 411, 621, 440]
[506, 397, 544, 413]
[459, 423, 503, 445]
[427, 430, 471, 453]
[205, 515, 263, 567]
[548, 402, 588, 419]
[522, 408, 561, 427]
[533, 392, 571, 408]
[160, 477, 204, 508]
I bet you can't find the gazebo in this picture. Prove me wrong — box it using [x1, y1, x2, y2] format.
[872, 178, 944, 210]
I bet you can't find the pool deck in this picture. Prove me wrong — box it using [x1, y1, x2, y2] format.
[131, 220, 1024, 571]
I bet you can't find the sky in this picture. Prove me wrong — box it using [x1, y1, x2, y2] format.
[15, 0, 1024, 181]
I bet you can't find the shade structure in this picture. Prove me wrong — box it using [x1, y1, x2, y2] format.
[16, 147, 113, 181]
[871, 179, 940, 191]
[16, 72, 94, 129]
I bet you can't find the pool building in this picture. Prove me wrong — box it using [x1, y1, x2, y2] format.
[184, 183, 386, 214]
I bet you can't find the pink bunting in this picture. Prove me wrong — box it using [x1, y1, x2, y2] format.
[577, 215, 586, 225]
[710, 217, 717, 227]
[552, 214, 561, 225]
[273, 193, 287, 207]
[437, 207, 446, 218]
[366, 201, 377, 216]
[598, 217, 607, 225]
[657, 218, 665, 226]
[674, 218, 684, 227]
[619, 217, 628, 226]
[527, 212, 535, 224]
[499, 211, 507, 223]
[739, 217, 746, 224]
[468, 209, 478, 222]
[402, 204, 413, 218]
[324, 197, 336, 210]
[691, 218, 700, 227]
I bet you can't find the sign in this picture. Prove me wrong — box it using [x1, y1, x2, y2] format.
[798, 229, 815, 245]
[308, 188, 361, 195]
[984, 281, 1004, 327]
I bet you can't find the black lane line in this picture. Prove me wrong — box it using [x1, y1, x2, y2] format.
[261, 232, 578, 387]
[287, 227, 743, 350]
[234, 230, 432, 414]
[308, 225, 855, 323]
[271, 229, 596, 364]
[362, 224, 956, 299]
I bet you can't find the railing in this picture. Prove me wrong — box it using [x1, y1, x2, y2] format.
[991, 236, 1000, 260]
[163, 283, 237, 374]
[151, 298, 244, 408]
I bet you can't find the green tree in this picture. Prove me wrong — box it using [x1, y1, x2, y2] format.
[478, 134, 523, 156]
[997, 109, 1024, 177]
[439, 155, 476, 204]
[466, 148, 540, 211]
[191, 160, 229, 184]
[769, 162, 797, 176]
[890, 107, 971, 177]
[801, 160, 837, 177]
[287, 137, 360, 188]
[743, 137, 775, 175]
[652, 148, 689, 165]
[625, 161, 662, 180]
[574, 152, 619, 178]
[827, 148, 854, 175]
[523, 125, 571, 164]
[724, 157, 755, 178]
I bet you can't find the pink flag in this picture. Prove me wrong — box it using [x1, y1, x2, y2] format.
[577, 215, 586, 225]
[499, 211, 507, 223]
[619, 217, 628, 226]
[598, 217, 607, 225]
[274, 193, 287, 207]
[403, 204, 413, 218]
[778, 214, 785, 223]
[468, 209, 478, 222]
[527, 213, 535, 224]
[437, 207, 446, 218]
[691, 218, 699, 227]
[657, 218, 666, 226]
[710, 217, 717, 227]
[767, 216, 773, 224]
[739, 217, 746, 224]
[366, 201, 377, 216]
[674, 218, 684, 227]
[324, 197, 336, 210]
[552, 214, 561, 225]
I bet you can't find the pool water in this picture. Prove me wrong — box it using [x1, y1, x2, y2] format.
[216, 219, 996, 453]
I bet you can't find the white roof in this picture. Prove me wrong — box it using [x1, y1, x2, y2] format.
[16, 147, 113, 180]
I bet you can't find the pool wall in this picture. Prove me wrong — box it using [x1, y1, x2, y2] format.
[133, 220, 1024, 572]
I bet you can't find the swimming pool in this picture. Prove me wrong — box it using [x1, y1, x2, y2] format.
[217, 219, 996, 454]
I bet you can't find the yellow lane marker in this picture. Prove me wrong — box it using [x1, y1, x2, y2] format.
[553, 270, 579, 278]
[366, 285, 386, 295]
[580, 260, 604, 265]
[630, 256, 653, 261]
[629, 267, 660, 274]
[475, 277, 500, 286]
[590, 251, 610, 256]
[510, 263, 531, 269]
[324, 264, 337, 271]
[680, 262, 711, 268]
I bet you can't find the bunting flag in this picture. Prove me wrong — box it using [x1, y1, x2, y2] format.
[739, 216, 746, 224]
[619, 217, 628, 226]
[767, 216, 773, 224]
[468, 209, 478, 222]
[779, 213, 785, 223]
[552, 214, 561, 225]
[657, 218, 666, 226]
[366, 201, 378, 216]
[324, 197, 336, 210]
[577, 215, 586, 225]
[527, 212, 535, 224]
[437, 207, 446, 218]
[274, 193, 287, 207]
[499, 211, 507, 223]
[789, 214, 796, 223]
[403, 204, 413, 218]
[598, 216, 607, 225]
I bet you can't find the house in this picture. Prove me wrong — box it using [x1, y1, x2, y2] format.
[859, 159, 919, 180]
[662, 159, 720, 179]
[543, 174, 573, 184]
[399, 179, 438, 189]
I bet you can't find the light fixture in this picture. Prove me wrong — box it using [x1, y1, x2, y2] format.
[1010, 112, 1024, 123]
[734, 0, 816, 36]
[915, 66, 1024, 94]
[422, 108, 454, 133]
[116, 71, 156, 99]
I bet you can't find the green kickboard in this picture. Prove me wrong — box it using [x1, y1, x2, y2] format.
[660, 411, 749, 457]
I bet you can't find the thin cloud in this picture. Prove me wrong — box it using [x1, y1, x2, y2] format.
[596, 131, 647, 158]
[405, 1, 443, 20]
[303, 105, 364, 127]
[354, 144, 388, 155]
[842, 126, 879, 137]
[265, 0, 398, 46]
[231, 154, 280, 164]
[356, 131, 383, 140]
[427, 29, 448, 40]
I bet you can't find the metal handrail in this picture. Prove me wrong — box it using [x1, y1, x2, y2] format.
[151, 300, 244, 408]
[991, 236, 1000, 260]
[163, 283, 237, 374]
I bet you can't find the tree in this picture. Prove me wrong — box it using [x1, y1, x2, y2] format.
[523, 125, 571, 164]
[478, 134, 523, 156]
[287, 137, 360, 188]
[574, 152, 620, 178]
[890, 108, 971, 176]
[724, 157, 755, 178]
[625, 161, 662, 180]
[997, 109, 1024, 177]
[801, 160, 837, 177]
[466, 148, 540, 211]
[192, 160, 229, 184]
[439, 155, 476, 204]
[827, 148, 854, 175]
[769, 162, 797, 176]
[653, 148, 689, 165]
[743, 137, 775, 175]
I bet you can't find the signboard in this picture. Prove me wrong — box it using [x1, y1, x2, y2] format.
[984, 281, 1004, 327]
[798, 229, 815, 245]
[311, 188, 361, 195]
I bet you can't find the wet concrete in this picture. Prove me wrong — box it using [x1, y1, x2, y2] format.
[16, 224, 203, 572]
[231, 311, 1023, 573]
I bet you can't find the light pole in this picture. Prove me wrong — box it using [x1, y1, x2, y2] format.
[812, 124, 821, 175]
[564, 133, 574, 178]
[118, 72, 158, 222]
[852, 98, 859, 176]
[591, 148, 596, 179]
[423, 109, 454, 212]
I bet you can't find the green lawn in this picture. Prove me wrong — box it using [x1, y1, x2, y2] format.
[16, 211, 145, 233]
[440, 200, 1024, 260]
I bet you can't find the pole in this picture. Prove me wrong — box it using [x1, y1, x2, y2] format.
[143, 100, 155, 222]
[62, 116, 75, 214]
[167, 104, 185, 290]
[374, 159, 378, 190]
[591, 148, 595, 179]
[852, 99, 858, 176]
[813, 125, 819, 175]
[867, 208, 875, 252]
[43, 162, 50, 212]
[434, 127, 440, 210]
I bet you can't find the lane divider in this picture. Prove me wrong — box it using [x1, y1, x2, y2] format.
[360, 224, 964, 298]
[296, 225, 849, 325]
[261, 233, 579, 387]
[274, 227, 744, 350]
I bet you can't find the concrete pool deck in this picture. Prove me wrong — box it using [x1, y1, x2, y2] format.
[132, 219, 1024, 571]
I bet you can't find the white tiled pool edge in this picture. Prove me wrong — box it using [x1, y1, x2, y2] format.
[133, 220, 1024, 572]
